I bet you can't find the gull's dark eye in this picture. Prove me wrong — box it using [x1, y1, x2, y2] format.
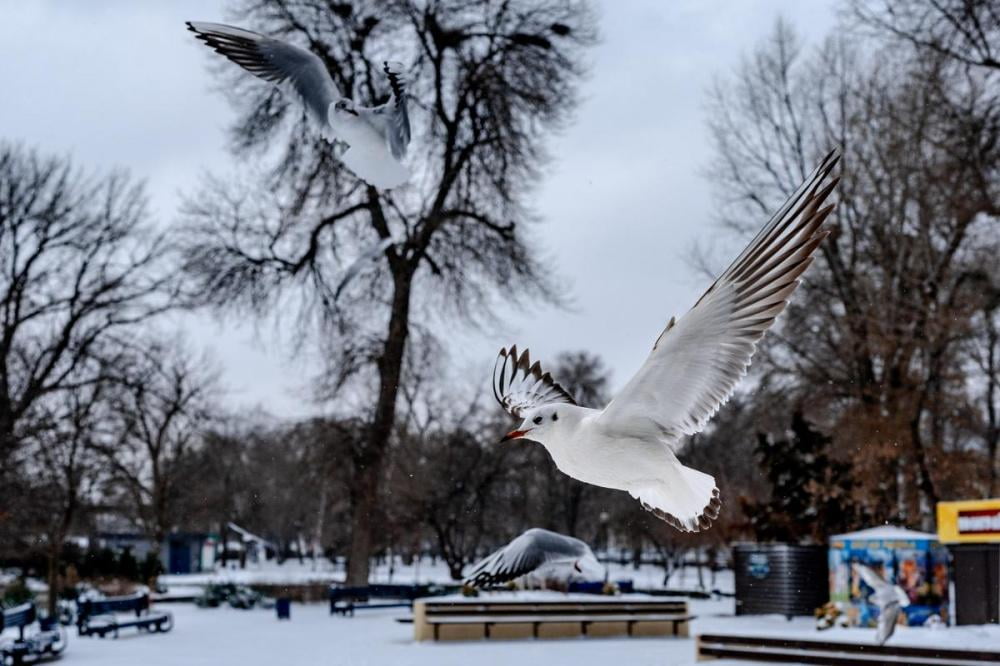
[552, 413, 558, 422]
[532, 416, 543, 425]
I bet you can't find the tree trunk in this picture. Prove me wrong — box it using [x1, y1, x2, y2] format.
[46, 546, 60, 616]
[345, 268, 413, 586]
[312, 480, 328, 570]
[909, 411, 940, 512]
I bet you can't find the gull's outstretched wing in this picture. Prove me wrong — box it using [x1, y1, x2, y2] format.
[854, 563, 890, 594]
[876, 602, 901, 645]
[492, 346, 576, 419]
[597, 150, 840, 441]
[187, 21, 340, 138]
[333, 237, 395, 302]
[377, 61, 411, 159]
[464, 528, 589, 588]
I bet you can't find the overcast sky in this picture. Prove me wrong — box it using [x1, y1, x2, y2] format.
[0, 1, 837, 419]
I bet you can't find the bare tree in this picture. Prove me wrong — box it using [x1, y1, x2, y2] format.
[181, 0, 596, 584]
[0, 143, 174, 523]
[705, 20, 999, 526]
[850, 0, 1000, 500]
[964, 270, 1000, 494]
[394, 424, 517, 580]
[848, 0, 1000, 70]
[98, 340, 218, 566]
[22, 376, 110, 613]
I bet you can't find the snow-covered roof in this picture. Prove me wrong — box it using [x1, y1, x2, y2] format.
[830, 525, 938, 541]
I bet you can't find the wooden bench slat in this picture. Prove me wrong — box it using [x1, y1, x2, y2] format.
[699, 644, 990, 666]
[426, 613, 693, 624]
[424, 604, 685, 614]
[414, 598, 691, 642]
[697, 634, 1000, 666]
[698, 634, 1000, 661]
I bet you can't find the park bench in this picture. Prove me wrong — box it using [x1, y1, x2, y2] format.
[695, 633, 1000, 665]
[76, 592, 172, 638]
[567, 580, 634, 594]
[411, 596, 692, 641]
[329, 584, 457, 616]
[0, 602, 67, 665]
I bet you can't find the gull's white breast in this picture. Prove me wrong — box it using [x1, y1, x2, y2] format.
[545, 415, 673, 491]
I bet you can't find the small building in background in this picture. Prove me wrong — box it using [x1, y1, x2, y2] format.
[164, 532, 216, 574]
[828, 526, 949, 628]
[937, 498, 1000, 625]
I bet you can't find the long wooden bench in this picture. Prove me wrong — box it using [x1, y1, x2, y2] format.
[696, 633, 1000, 665]
[412, 596, 691, 641]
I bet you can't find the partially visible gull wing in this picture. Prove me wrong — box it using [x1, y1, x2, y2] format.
[187, 21, 340, 139]
[597, 150, 840, 442]
[876, 602, 901, 645]
[464, 528, 589, 588]
[492, 346, 576, 419]
[379, 61, 411, 159]
[333, 237, 395, 302]
[854, 563, 890, 594]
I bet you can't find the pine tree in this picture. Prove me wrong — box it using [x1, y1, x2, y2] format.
[742, 411, 865, 542]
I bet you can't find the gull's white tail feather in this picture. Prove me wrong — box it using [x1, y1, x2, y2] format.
[630, 464, 721, 532]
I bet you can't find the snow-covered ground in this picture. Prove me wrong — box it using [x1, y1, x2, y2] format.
[8, 559, 997, 664]
[10, 594, 998, 666]
[34, 597, 731, 666]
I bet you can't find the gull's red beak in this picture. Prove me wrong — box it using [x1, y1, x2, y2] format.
[500, 429, 531, 443]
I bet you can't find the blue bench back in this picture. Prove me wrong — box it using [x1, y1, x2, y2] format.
[568, 580, 635, 594]
[329, 584, 422, 602]
[78, 593, 149, 619]
[1, 602, 37, 638]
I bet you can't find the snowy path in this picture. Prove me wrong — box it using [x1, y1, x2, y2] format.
[21, 595, 1000, 665]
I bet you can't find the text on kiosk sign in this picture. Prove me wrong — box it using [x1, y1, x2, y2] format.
[958, 508, 1000, 534]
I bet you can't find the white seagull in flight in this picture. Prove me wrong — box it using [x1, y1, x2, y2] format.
[492, 151, 840, 532]
[464, 528, 604, 589]
[854, 563, 910, 645]
[187, 21, 412, 189]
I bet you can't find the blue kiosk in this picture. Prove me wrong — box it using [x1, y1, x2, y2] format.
[828, 526, 949, 628]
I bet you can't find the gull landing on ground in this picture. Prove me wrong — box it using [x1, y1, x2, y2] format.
[464, 528, 605, 589]
[492, 150, 841, 532]
[186, 22, 412, 189]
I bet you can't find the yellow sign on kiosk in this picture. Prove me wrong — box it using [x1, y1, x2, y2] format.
[937, 498, 1000, 544]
